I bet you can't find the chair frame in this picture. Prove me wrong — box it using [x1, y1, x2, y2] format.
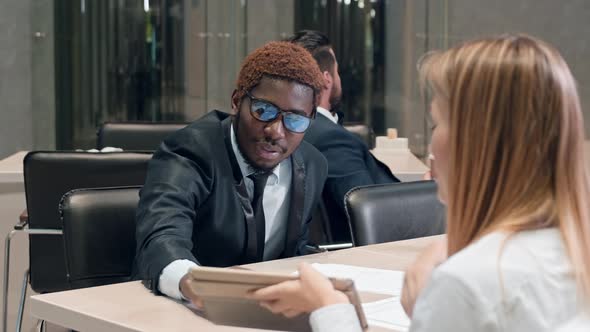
[2, 150, 151, 332]
[3, 218, 61, 332]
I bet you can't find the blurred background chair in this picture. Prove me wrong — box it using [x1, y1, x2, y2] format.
[308, 200, 352, 252]
[344, 180, 446, 246]
[60, 186, 140, 289]
[97, 122, 189, 150]
[343, 123, 376, 149]
[3, 151, 151, 332]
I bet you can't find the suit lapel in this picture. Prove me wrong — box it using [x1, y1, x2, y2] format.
[283, 149, 306, 257]
[221, 117, 259, 263]
[369, 148, 400, 182]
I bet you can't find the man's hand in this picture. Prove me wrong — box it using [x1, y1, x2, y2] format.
[249, 262, 349, 318]
[179, 273, 204, 309]
[401, 237, 447, 317]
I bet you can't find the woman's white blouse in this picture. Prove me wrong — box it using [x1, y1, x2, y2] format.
[410, 228, 580, 331]
[556, 312, 590, 332]
[311, 228, 584, 332]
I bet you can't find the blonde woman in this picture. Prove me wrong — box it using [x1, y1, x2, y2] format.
[250, 34, 590, 331]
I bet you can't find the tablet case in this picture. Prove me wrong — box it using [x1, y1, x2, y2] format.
[187, 266, 368, 331]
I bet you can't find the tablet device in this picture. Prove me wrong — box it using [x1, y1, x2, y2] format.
[186, 266, 368, 332]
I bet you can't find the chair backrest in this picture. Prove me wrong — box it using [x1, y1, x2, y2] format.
[97, 122, 189, 150]
[343, 123, 376, 149]
[60, 187, 140, 289]
[345, 181, 446, 246]
[23, 151, 151, 292]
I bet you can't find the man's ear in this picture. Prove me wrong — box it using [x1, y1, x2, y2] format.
[231, 89, 243, 114]
[323, 71, 333, 91]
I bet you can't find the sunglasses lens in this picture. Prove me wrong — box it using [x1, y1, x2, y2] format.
[249, 96, 311, 133]
[284, 113, 311, 133]
[251, 100, 279, 122]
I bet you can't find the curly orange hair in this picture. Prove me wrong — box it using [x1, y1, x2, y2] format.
[235, 41, 324, 108]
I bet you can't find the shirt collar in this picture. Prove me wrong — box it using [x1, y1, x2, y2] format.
[230, 124, 281, 184]
[316, 106, 339, 124]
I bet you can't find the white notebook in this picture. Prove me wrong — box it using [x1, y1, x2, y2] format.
[311, 263, 405, 296]
[309, 263, 410, 331]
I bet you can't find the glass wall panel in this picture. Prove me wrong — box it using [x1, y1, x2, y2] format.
[56, 0, 187, 148]
[54, 0, 294, 149]
[295, 0, 435, 156]
[47, 0, 590, 153]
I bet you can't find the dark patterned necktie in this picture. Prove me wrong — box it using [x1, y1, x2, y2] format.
[248, 172, 271, 261]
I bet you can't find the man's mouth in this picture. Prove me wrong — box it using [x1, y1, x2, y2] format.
[255, 142, 284, 160]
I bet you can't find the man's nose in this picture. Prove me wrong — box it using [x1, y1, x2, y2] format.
[264, 116, 286, 140]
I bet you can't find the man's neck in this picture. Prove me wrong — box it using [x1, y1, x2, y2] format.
[316, 106, 339, 125]
[318, 101, 333, 115]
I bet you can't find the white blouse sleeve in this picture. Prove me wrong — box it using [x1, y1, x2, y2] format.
[409, 269, 498, 332]
[309, 303, 363, 332]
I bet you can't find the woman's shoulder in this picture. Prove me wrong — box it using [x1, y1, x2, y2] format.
[438, 228, 564, 278]
[413, 229, 579, 331]
[556, 312, 590, 332]
[433, 228, 574, 309]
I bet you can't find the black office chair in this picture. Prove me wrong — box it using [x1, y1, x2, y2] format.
[60, 187, 140, 289]
[306, 200, 354, 253]
[97, 122, 189, 150]
[343, 123, 376, 149]
[344, 181, 446, 246]
[3, 151, 151, 332]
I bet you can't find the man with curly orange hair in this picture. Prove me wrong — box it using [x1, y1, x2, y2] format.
[133, 42, 327, 303]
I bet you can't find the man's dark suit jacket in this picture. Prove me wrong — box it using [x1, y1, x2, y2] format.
[304, 114, 399, 242]
[134, 111, 328, 292]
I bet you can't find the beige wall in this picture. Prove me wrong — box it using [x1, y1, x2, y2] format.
[183, 0, 294, 121]
[384, 0, 590, 157]
[445, 0, 590, 134]
[0, 0, 34, 159]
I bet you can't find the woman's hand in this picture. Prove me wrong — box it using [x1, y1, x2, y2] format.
[401, 237, 447, 317]
[249, 262, 349, 318]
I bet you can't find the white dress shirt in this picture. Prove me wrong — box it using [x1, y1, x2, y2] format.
[316, 106, 339, 124]
[557, 312, 590, 332]
[158, 125, 292, 300]
[311, 228, 580, 332]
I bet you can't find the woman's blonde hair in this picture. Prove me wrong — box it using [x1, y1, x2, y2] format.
[420, 34, 590, 297]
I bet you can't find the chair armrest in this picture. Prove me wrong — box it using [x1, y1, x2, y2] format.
[306, 243, 354, 253]
[15, 210, 28, 230]
[305, 244, 328, 254]
[318, 243, 353, 251]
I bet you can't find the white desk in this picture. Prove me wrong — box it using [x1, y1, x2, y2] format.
[0, 151, 27, 184]
[371, 150, 429, 182]
[30, 236, 440, 332]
